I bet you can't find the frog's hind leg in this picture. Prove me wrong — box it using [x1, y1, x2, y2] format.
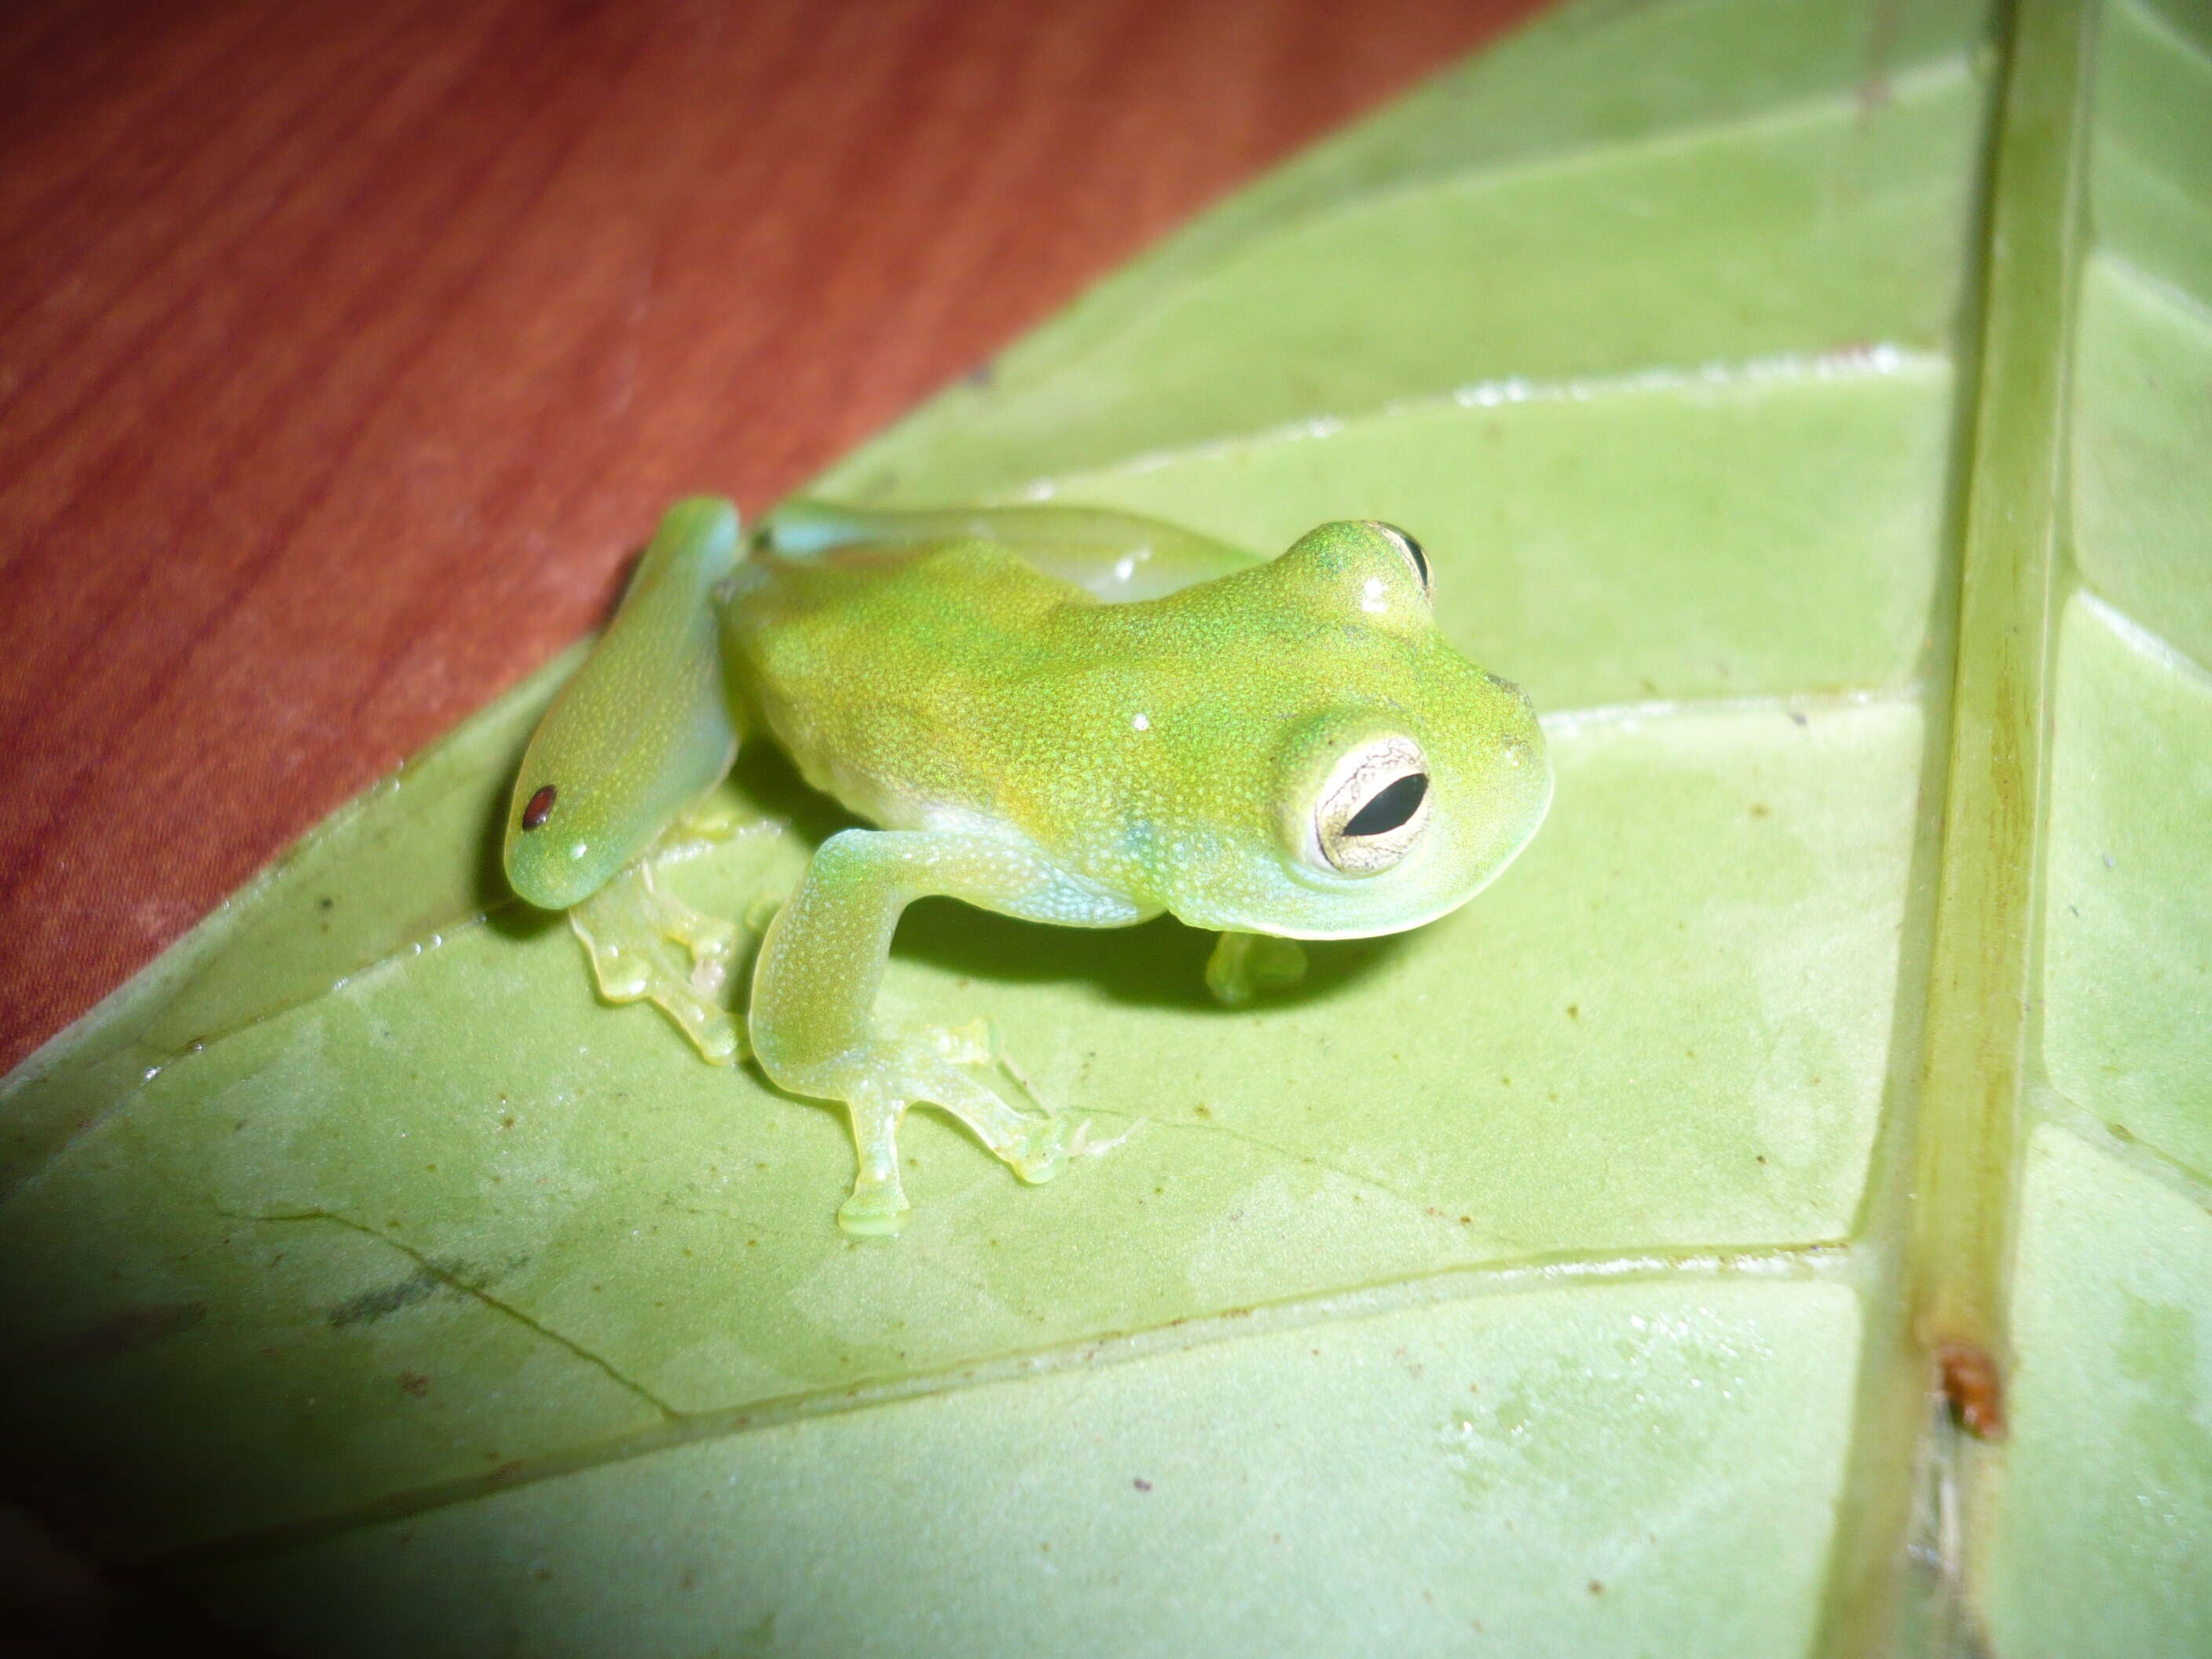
[759, 500, 1262, 602]
[569, 809, 778, 1064]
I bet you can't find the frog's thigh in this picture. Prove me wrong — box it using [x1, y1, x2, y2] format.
[569, 852, 745, 1063]
[1205, 930, 1309, 1007]
[762, 500, 1260, 601]
[751, 828, 1117, 1233]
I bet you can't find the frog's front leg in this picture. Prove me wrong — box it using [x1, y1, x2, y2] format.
[750, 827, 1146, 1235]
[1204, 930, 1308, 1007]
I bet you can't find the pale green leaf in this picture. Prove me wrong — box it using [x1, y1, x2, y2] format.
[3, 0, 2207, 1653]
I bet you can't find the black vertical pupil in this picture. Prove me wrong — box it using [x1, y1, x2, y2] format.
[1380, 523, 1428, 588]
[1343, 773, 1428, 837]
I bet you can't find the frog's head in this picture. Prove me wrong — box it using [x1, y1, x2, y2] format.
[1169, 520, 1550, 939]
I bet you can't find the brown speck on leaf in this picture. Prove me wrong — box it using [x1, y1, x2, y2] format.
[1938, 1341, 2006, 1439]
[1588, 1580, 1604, 1595]
[1133, 1478, 1152, 1492]
[1566, 1004, 1580, 1020]
[1749, 801, 1771, 818]
[1192, 1103, 1211, 1119]
[398, 1371, 430, 1397]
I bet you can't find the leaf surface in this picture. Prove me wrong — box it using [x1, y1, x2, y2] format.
[2, 0, 2207, 1652]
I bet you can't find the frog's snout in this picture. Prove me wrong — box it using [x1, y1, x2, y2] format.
[1470, 672, 1551, 863]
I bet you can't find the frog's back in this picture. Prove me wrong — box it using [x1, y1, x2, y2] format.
[723, 538, 1090, 829]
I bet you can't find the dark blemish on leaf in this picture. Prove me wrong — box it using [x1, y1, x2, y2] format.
[399, 1372, 430, 1397]
[1588, 1580, 1604, 1595]
[329, 1271, 441, 1328]
[1133, 1478, 1152, 1492]
[1788, 710, 1808, 727]
[317, 895, 335, 911]
[1566, 1005, 1580, 1020]
[522, 784, 558, 830]
[38, 1302, 205, 1365]
[1749, 802, 1771, 819]
[328, 1254, 518, 1328]
[1937, 1341, 2006, 1439]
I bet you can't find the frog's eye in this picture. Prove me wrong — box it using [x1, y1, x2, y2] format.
[1372, 522, 1430, 599]
[1313, 735, 1432, 875]
[521, 784, 558, 830]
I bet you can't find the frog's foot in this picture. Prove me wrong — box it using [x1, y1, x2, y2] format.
[775, 1030, 1066, 1236]
[569, 859, 746, 1063]
[1205, 930, 1308, 1007]
[661, 797, 782, 862]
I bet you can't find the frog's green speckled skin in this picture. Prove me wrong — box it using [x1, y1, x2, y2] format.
[506, 497, 1549, 1234]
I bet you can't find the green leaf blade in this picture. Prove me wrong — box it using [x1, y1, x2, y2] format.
[4, 0, 2208, 1651]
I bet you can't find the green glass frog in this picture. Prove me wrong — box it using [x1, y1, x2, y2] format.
[505, 497, 1549, 1234]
